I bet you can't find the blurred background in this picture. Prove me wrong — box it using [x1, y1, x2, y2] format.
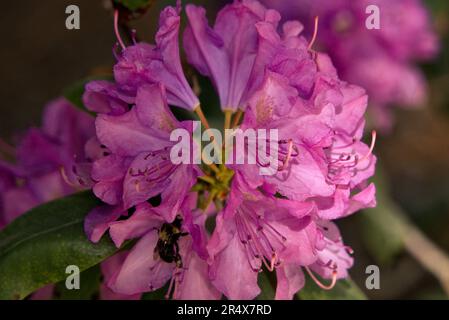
[0, 0, 448, 299]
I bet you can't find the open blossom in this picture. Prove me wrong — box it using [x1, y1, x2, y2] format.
[102, 197, 220, 299]
[184, 0, 281, 111]
[261, 0, 439, 131]
[84, 0, 377, 300]
[88, 83, 199, 223]
[113, 3, 199, 111]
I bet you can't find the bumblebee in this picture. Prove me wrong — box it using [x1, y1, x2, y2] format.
[154, 215, 188, 268]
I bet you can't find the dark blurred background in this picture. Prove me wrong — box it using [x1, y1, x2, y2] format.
[1, 0, 448, 299]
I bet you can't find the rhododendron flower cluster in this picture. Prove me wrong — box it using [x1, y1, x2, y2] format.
[261, 0, 439, 131]
[80, 0, 376, 300]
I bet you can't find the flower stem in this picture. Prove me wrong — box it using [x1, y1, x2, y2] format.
[208, 163, 220, 174]
[202, 189, 218, 212]
[398, 212, 449, 296]
[231, 110, 244, 128]
[224, 110, 232, 130]
[194, 105, 210, 130]
[198, 175, 216, 185]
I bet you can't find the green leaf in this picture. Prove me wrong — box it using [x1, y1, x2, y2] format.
[55, 265, 102, 300]
[141, 284, 168, 300]
[297, 276, 367, 300]
[257, 271, 276, 300]
[114, 0, 155, 11]
[63, 75, 113, 115]
[358, 170, 404, 265]
[0, 192, 119, 300]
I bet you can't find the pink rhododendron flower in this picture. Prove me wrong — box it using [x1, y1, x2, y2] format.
[113, 4, 199, 111]
[88, 83, 199, 223]
[86, 193, 220, 299]
[261, 0, 439, 131]
[83, 0, 377, 300]
[184, 0, 281, 111]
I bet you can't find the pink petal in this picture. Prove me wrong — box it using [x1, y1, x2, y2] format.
[108, 231, 174, 295]
[84, 205, 123, 243]
[275, 264, 305, 300]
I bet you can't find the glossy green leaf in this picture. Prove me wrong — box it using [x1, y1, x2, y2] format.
[55, 265, 102, 300]
[359, 171, 404, 265]
[297, 276, 367, 300]
[257, 271, 276, 300]
[114, 0, 155, 11]
[0, 192, 119, 300]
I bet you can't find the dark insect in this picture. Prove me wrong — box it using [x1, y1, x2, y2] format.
[154, 215, 188, 268]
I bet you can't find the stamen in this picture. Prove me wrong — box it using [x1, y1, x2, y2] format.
[224, 110, 232, 130]
[198, 175, 216, 185]
[359, 130, 377, 162]
[60, 166, 79, 188]
[231, 110, 244, 128]
[164, 273, 177, 300]
[308, 16, 319, 51]
[269, 252, 278, 271]
[305, 266, 338, 290]
[195, 105, 222, 158]
[112, 43, 121, 61]
[131, 29, 138, 44]
[344, 245, 354, 255]
[194, 105, 211, 130]
[279, 140, 294, 171]
[242, 212, 281, 272]
[262, 219, 287, 242]
[278, 140, 299, 156]
[114, 10, 126, 51]
[235, 216, 261, 272]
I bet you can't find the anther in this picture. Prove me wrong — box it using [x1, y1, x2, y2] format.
[359, 130, 377, 162]
[279, 140, 294, 171]
[60, 166, 79, 188]
[131, 29, 138, 44]
[114, 10, 126, 51]
[308, 16, 320, 51]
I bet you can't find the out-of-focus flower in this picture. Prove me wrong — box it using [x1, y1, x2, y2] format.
[0, 98, 94, 226]
[261, 0, 439, 131]
[0, 98, 137, 300]
[0, 98, 93, 299]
